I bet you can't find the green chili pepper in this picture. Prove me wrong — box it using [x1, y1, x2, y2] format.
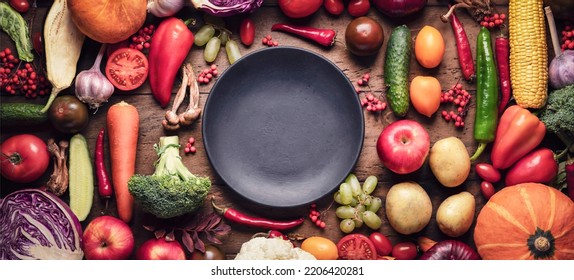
[470, 27, 499, 161]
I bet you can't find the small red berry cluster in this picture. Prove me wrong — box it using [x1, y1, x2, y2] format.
[0, 48, 51, 98]
[308, 203, 326, 229]
[480, 13, 506, 29]
[262, 35, 279, 47]
[184, 137, 197, 154]
[440, 83, 471, 128]
[356, 72, 387, 113]
[197, 64, 219, 84]
[561, 23, 574, 51]
[130, 24, 154, 51]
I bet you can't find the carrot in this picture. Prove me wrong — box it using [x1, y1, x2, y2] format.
[106, 101, 139, 223]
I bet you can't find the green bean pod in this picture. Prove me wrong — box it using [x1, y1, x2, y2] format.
[471, 27, 499, 161]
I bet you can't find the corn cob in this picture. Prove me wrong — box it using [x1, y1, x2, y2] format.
[508, 0, 548, 109]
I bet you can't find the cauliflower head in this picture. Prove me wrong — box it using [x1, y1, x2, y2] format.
[234, 237, 316, 260]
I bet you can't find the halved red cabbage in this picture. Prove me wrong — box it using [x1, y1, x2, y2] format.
[191, 0, 263, 17]
[0, 189, 84, 260]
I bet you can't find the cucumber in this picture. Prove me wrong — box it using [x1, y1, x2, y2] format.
[0, 103, 48, 127]
[69, 134, 94, 222]
[384, 25, 412, 117]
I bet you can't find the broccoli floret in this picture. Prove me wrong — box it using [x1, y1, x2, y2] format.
[128, 136, 211, 219]
[539, 85, 574, 152]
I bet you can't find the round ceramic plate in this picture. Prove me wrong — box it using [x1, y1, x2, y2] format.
[202, 47, 364, 208]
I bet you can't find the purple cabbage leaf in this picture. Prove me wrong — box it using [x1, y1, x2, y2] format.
[191, 0, 264, 17]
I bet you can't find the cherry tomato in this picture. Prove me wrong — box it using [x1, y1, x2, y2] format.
[278, 0, 323, 19]
[480, 181, 496, 200]
[348, 0, 371, 17]
[301, 236, 338, 260]
[190, 245, 226, 260]
[369, 232, 393, 256]
[475, 163, 501, 183]
[336, 233, 377, 260]
[0, 134, 50, 183]
[267, 230, 288, 240]
[32, 32, 43, 54]
[392, 241, 418, 260]
[10, 0, 30, 13]
[105, 47, 149, 91]
[345, 16, 385, 56]
[48, 95, 89, 134]
[324, 0, 344, 16]
[239, 18, 255, 46]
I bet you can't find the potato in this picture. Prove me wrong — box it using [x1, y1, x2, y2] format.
[385, 181, 432, 235]
[429, 137, 470, 187]
[436, 191, 475, 237]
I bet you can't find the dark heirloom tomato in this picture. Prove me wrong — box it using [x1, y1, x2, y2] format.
[278, 0, 322, 19]
[48, 95, 89, 134]
[0, 134, 50, 183]
[105, 47, 149, 91]
[345, 16, 385, 56]
[191, 245, 226, 260]
[391, 241, 418, 260]
[337, 233, 377, 260]
[419, 240, 480, 260]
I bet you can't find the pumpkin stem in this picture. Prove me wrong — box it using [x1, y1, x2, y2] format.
[527, 228, 556, 259]
[534, 237, 550, 252]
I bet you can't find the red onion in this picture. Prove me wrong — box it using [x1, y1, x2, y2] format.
[545, 7, 574, 89]
[372, 0, 427, 18]
[419, 240, 480, 260]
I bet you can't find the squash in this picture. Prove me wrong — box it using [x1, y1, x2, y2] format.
[68, 0, 147, 44]
[474, 183, 574, 260]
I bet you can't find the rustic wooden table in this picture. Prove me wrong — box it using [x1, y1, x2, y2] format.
[4, 0, 556, 259]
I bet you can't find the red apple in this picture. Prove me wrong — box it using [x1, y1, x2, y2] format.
[376, 120, 430, 174]
[82, 215, 135, 260]
[136, 238, 186, 260]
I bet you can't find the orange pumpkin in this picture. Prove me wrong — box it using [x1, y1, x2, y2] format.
[68, 0, 147, 44]
[474, 183, 574, 260]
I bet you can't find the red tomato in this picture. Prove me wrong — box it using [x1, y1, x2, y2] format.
[392, 241, 418, 260]
[239, 18, 255, 46]
[10, 0, 30, 13]
[348, 0, 371, 17]
[475, 163, 501, 183]
[324, 0, 344, 16]
[0, 134, 50, 183]
[278, 0, 323, 19]
[105, 48, 149, 91]
[369, 232, 393, 256]
[480, 181, 496, 200]
[336, 233, 377, 260]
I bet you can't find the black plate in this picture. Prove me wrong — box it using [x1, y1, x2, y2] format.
[202, 47, 364, 208]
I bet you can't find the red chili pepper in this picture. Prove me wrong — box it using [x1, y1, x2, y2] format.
[566, 158, 574, 201]
[148, 17, 194, 108]
[495, 35, 512, 115]
[271, 23, 336, 47]
[448, 9, 475, 82]
[504, 148, 563, 186]
[95, 128, 113, 199]
[211, 199, 304, 231]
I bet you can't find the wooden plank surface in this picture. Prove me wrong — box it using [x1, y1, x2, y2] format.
[1, 1, 553, 259]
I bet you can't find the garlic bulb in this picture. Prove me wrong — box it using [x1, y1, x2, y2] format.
[147, 0, 185, 18]
[75, 44, 115, 109]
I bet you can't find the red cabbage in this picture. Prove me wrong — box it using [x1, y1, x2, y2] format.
[0, 189, 84, 260]
[191, 0, 263, 17]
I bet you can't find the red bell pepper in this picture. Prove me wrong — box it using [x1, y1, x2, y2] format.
[490, 105, 546, 170]
[148, 17, 194, 108]
[504, 148, 562, 186]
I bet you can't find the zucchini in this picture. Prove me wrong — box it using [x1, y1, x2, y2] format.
[0, 103, 48, 126]
[384, 25, 412, 117]
[69, 134, 94, 222]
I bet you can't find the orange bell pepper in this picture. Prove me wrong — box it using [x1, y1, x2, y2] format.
[490, 105, 546, 170]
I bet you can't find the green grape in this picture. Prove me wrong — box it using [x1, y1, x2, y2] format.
[346, 173, 362, 196]
[355, 203, 366, 214]
[367, 197, 382, 213]
[362, 211, 382, 230]
[336, 205, 356, 219]
[194, 25, 216, 46]
[204, 37, 221, 63]
[339, 182, 353, 205]
[349, 197, 359, 207]
[362, 195, 372, 206]
[340, 218, 355, 233]
[219, 31, 230, 46]
[333, 191, 343, 204]
[358, 193, 368, 204]
[362, 175, 378, 195]
[353, 217, 363, 228]
[225, 40, 242, 64]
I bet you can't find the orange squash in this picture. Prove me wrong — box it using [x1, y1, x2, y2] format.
[474, 183, 574, 260]
[68, 0, 147, 44]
